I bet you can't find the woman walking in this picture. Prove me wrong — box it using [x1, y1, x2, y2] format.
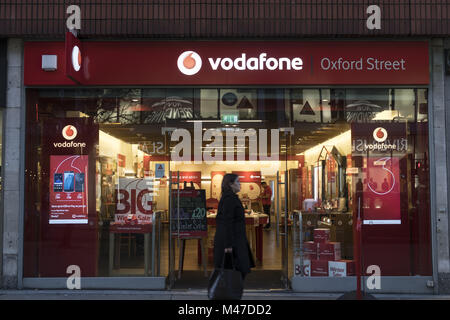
[213, 174, 255, 284]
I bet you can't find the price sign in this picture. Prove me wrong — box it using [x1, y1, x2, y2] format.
[171, 189, 207, 238]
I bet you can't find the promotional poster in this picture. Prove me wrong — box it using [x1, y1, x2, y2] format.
[49, 155, 89, 224]
[115, 177, 154, 224]
[351, 123, 406, 224]
[363, 157, 401, 224]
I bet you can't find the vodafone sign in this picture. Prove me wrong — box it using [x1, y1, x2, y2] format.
[25, 41, 429, 86]
[62, 125, 77, 140]
[53, 124, 86, 148]
[177, 51, 202, 75]
[178, 51, 304, 74]
[373, 127, 388, 143]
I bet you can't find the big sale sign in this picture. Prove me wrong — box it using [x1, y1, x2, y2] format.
[115, 178, 153, 224]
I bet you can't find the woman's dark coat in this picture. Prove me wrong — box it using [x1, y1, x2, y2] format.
[213, 190, 255, 274]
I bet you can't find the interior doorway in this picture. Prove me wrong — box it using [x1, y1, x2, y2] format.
[167, 166, 292, 290]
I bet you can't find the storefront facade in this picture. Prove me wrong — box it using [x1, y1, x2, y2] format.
[13, 38, 435, 293]
[0, 2, 449, 294]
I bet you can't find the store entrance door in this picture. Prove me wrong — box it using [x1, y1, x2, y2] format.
[166, 124, 294, 290]
[276, 128, 295, 289]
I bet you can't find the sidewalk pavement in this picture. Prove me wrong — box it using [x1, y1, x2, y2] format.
[1, 289, 450, 300]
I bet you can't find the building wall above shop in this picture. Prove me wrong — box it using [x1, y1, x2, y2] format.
[0, 1, 448, 39]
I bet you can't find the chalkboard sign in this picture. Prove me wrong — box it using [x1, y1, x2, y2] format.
[171, 189, 207, 238]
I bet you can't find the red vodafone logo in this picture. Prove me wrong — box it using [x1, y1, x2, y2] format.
[373, 127, 388, 142]
[177, 51, 202, 75]
[71, 45, 81, 72]
[62, 125, 78, 140]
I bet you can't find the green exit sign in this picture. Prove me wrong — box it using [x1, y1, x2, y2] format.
[221, 114, 239, 124]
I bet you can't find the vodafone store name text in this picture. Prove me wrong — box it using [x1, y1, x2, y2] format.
[321, 57, 406, 71]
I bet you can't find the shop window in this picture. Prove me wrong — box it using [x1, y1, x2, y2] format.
[416, 89, 428, 122]
[391, 89, 415, 121]
[219, 89, 257, 121]
[200, 89, 219, 119]
[345, 88, 390, 123]
[289, 89, 332, 123]
[142, 88, 195, 124]
[94, 88, 197, 125]
[23, 87, 432, 281]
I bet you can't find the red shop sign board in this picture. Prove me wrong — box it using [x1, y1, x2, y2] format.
[24, 41, 429, 86]
[232, 171, 262, 183]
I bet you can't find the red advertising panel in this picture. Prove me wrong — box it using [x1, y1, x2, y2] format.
[232, 171, 262, 200]
[49, 155, 89, 224]
[25, 41, 429, 86]
[352, 122, 407, 225]
[363, 157, 401, 224]
[39, 118, 99, 276]
[351, 122, 410, 275]
[232, 171, 261, 183]
[211, 171, 226, 200]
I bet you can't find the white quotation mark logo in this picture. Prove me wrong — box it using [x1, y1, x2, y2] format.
[71, 45, 81, 72]
[373, 127, 387, 143]
[62, 125, 77, 140]
[177, 51, 202, 75]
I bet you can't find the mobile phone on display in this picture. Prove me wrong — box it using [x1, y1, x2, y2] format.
[63, 171, 75, 192]
[53, 173, 63, 192]
[75, 173, 85, 192]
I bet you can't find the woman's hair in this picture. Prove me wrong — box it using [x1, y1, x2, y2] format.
[221, 173, 239, 195]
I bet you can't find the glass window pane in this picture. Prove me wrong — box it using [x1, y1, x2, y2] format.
[23, 87, 432, 283]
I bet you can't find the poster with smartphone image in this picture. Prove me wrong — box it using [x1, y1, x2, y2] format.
[49, 155, 89, 224]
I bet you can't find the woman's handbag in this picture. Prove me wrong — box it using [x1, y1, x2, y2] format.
[208, 252, 243, 300]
